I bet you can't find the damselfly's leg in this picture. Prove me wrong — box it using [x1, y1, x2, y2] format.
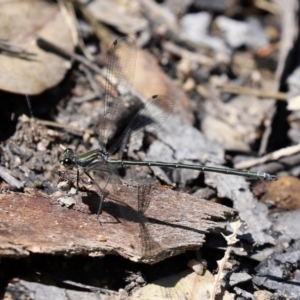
[97, 172, 112, 218]
[57, 166, 76, 190]
[76, 167, 79, 193]
[83, 170, 112, 218]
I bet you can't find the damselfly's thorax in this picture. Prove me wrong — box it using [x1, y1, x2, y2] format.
[60, 148, 109, 170]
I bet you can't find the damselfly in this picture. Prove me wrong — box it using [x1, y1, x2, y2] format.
[60, 36, 277, 217]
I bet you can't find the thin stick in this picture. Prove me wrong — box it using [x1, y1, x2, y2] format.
[221, 85, 287, 100]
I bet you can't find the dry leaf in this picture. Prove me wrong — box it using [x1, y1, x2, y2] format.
[0, 0, 74, 94]
[132, 49, 194, 124]
[259, 176, 300, 210]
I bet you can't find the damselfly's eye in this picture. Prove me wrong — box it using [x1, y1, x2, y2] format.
[60, 158, 73, 167]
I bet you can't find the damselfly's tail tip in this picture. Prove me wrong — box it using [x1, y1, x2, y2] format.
[265, 173, 278, 181]
[254, 172, 277, 181]
[257, 172, 278, 181]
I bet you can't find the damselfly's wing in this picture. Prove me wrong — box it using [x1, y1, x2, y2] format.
[137, 184, 161, 259]
[100, 36, 136, 152]
[108, 94, 174, 155]
[137, 184, 152, 214]
[87, 161, 122, 194]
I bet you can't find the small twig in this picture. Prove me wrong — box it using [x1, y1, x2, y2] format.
[72, 92, 98, 104]
[162, 41, 214, 66]
[36, 37, 105, 76]
[235, 144, 300, 169]
[274, 0, 298, 81]
[37, 271, 119, 295]
[61, 0, 95, 62]
[0, 40, 36, 58]
[25, 95, 35, 119]
[0, 166, 24, 189]
[220, 85, 287, 100]
[34, 118, 95, 136]
[58, 0, 78, 46]
[254, 0, 279, 14]
[62, 279, 119, 295]
[258, 105, 277, 156]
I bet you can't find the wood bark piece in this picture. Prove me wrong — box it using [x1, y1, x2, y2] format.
[0, 184, 234, 264]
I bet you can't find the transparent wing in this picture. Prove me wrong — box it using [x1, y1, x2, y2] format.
[108, 94, 174, 155]
[137, 184, 152, 214]
[100, 36, 136, 151]
[137, 185, 161, 258]
[90, 162, 122, 192]
[140, 223, 161, 258]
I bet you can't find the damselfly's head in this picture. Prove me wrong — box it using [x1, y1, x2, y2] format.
[60, 148, 75, 167]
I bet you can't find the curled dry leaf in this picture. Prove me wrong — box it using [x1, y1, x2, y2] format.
[0, 0, 74, 95]
[258, 176, 300, 211]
